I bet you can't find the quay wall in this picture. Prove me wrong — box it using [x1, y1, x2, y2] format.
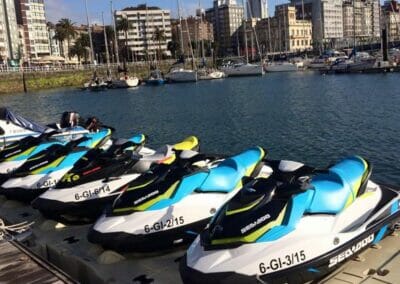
[0, 62, 175, 94]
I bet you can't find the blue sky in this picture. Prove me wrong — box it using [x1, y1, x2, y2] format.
[45, 0, 387, 25]
[45, 0, 288, 24]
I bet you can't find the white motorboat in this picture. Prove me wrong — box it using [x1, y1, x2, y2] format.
[198, 69, 225, 80]
[0, 108, 90, 147]
[111, 76, 140, 88]
[219, 60, 263, 77]
[166, 68, 198, 83]
[265, 61, 298, 72]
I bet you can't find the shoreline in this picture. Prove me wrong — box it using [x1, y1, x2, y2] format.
[0, 63, 173, 95]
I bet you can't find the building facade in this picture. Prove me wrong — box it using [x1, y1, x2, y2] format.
[342, 0, 380, 43]
[15, 0, 50, 60]
[206, 0, 244, 56]
[382, 0, 400, 42]
[256, 4, 312, 54]
[291, 0, 343, 49]
[247, 0, 268, 19]
[171, 16, 214, 57]
[115, 4, 172, 59]
[0, 0, 19, 63]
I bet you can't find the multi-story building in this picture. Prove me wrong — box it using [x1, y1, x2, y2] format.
[15, 0, 50, 60]
[171, 15, 214, 57]
[342, 0, 380, 43]
[291, 0, 343, 49]
[247, 0, 268, 19]
[256, 4, 312, 53]
[382, 0, 400, 41]
[46, 23, 60, 57]
[114, 4, 172, 59]
[206, 0, 244, 56]
[0, 0, 19, 63]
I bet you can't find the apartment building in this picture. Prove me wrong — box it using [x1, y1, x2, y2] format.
[382, 0, 400, 41]
[206, 0, 244, 56]
[114, 4, 172, 59]
[291, 0, 343, 48]
[0, 0, 19, 62]
[247, 0, 268, 19]
[15, 0, 50, 60]
[342, 0, 380, 42]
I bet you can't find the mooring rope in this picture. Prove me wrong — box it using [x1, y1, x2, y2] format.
[0, 218, 33, 241]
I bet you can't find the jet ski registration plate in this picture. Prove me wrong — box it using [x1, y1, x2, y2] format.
[259, 250, 306, 273]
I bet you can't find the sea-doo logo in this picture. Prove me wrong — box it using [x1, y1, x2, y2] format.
[241, 213, 271, 234]
[328, 234, 374, 268]
[5, 149, 21, 158]
[133, 190, 159, 205]
[29, 161, 48, 171]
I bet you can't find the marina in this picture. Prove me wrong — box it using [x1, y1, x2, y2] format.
[0, 72, 399, 283]
[1, 0, 400, 282]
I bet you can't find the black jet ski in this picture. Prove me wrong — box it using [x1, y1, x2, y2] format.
[0, 129, 112, 202]
[180, 156, 400, 284]
[0, 130, 64, 184]
[88, 147, 266, 252]
[32, 136, 200, 222]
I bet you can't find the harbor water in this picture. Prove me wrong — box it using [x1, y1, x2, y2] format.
[1, 72, 399, 185]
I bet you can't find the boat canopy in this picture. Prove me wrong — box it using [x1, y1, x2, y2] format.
[0, 107, 48, 133]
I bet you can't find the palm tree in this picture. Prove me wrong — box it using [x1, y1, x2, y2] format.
[116, 17, 130, 64]
[105, 25, 115, 62]
[168, 41, 179, 59]
[152, 27, 166, 60]
[70, 34, 90, 63]
[56, 18, 77, 60]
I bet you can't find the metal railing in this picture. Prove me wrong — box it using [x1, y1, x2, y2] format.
[0, 60, 177, 74]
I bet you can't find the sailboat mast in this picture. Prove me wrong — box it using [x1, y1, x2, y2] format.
[177, 0, 184, 57]
[199, 0, 205, 60]
[111, 0, 120, 65]
[242, 0, 249, 63]
[84, 0, 95, 64]
[102, 12, 110, 67]
[353, 0, 356, 50]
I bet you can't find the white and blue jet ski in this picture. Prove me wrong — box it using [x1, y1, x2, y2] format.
[0, 130, 67, 179]
[180, 156, 400, 284]
[88, 146, 267, 252]
[31, 136, 201, 222]
[0, 128, 112, 202]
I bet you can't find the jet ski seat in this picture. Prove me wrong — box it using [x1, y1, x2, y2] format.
[173, 136, 199, 151]
[197, 147, 265, 193]
[307, 156, 369, 214]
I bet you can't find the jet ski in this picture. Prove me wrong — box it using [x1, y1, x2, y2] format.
[88, 146, 266, 252]
[0, 130, 65, 179]
[32, 136, 201, 222]
[180, 156, 400, 284]
[0, 128, 112, 202]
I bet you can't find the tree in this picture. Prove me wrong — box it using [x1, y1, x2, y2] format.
[152, 27, 166, 60]
[105, 25, 115, 63]
[168, 40, 179, 59]
[70, 34, 90, 63]
[55, 18, 77, 60]
[116, 17, 130, 64]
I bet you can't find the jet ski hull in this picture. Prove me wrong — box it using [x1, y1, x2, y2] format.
[32, 173, 141, 221]
[88, 219, 209, 252]
[88, 192, 233, 252]
[180, 184, 400, 284]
